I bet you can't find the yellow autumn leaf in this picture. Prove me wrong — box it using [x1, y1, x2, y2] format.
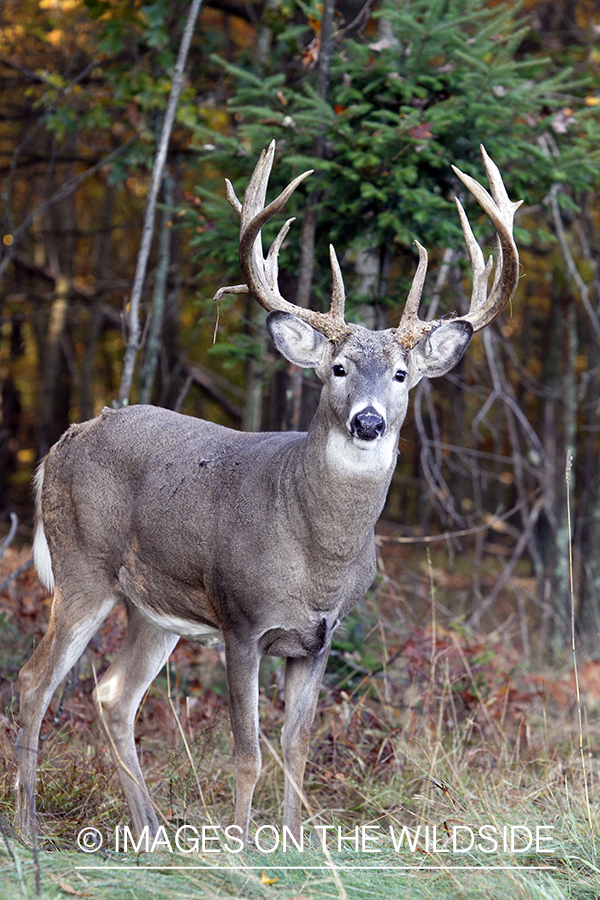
[39, 0, 81, 9]
[261, 871, 279, 885]
[584, 95, 600, 106]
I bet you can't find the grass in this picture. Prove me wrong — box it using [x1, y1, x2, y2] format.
[1, 778, 599, 900]
[1, 538, 600, 899]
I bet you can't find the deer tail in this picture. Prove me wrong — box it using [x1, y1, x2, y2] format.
[32, 461, 54, 592]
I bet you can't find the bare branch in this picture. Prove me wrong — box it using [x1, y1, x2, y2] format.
[0, 134, 140, 285]
[0, 513, 18, 560]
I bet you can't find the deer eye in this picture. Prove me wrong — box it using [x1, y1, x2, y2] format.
[394, 370, 407, 383]
[332, 364, 346, 377]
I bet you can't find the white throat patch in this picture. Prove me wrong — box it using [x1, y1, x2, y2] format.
[325, 428, 397, 476]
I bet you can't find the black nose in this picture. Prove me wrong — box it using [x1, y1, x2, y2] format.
[351, 406, 386, 441]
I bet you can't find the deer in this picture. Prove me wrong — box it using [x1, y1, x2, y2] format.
[15, 141, 521, 845]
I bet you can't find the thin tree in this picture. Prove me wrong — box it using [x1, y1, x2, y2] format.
[117, 0, 204, 407]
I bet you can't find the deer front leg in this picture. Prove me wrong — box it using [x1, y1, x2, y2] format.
[281, 641, 332, 840]
[224, 635, 261, 843]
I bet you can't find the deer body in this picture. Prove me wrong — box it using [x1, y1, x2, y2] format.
[16, 143, 521, 843]
[41, 399, 387, 652]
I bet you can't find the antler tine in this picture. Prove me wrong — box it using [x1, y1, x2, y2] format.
[328, 244, 346, 326]
[450, 145, 522, 332]
[398, 241, 428, 327]
[395, 241, 432, 348]
[454, 197, 494, 313]
[395, 146, 521, 347]
[213, 141, 351, 342]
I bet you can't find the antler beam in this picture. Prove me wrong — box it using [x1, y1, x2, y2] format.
[214, 141, 351, 342]
[395, 145, 522, 348]
[216, 143, 521, 350]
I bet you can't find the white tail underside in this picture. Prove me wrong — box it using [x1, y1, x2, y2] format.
[32, 462, 54, 592]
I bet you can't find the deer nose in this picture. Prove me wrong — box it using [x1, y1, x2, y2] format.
[350, 406, 386, 441]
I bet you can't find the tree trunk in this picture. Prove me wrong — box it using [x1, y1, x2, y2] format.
[37, 273, 71, 457]
[139, 171, 174, 405]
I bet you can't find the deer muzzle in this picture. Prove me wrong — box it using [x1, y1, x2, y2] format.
[350, 406, 386, 442]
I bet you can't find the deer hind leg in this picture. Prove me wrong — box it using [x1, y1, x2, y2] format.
[15, 584, 117, 838]
[92, 603, 179, 838]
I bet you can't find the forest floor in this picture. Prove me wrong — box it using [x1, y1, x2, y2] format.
[1, 533, 600, 900]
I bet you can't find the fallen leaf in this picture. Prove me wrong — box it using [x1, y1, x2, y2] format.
[261, 870, 279, 884]
[48, 873, 88, 896]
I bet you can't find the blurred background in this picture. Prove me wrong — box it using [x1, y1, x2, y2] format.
[2, 0, 600, 654]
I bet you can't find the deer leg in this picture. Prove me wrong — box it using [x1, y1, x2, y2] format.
[224, 635, 261, 843]
[281, 642, 332, 840]
[15, 585, 117, 838]
[92, 604, 179, 838]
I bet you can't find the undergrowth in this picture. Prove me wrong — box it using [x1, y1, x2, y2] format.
[1, 543, 600, 898]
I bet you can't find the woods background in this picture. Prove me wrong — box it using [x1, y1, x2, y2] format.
[2, 0, 600, 654]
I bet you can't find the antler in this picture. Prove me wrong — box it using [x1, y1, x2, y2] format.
[214, 141, 351, 342]
[396, 145, 522, 348]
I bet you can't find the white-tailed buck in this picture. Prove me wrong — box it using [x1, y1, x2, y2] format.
[16, 142, 521, 843]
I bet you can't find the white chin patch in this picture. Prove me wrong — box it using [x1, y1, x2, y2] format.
[326, 429, 396, 475]
[351, 435, 381, 451]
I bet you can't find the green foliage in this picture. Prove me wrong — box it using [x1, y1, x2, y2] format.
[83, 0, 173, 59]
[25, 1, 204, 186]
[187, 0, 600, 335]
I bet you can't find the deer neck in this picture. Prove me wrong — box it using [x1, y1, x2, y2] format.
[280, 410, 398, 560]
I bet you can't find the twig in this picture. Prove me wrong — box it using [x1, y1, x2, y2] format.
[469, 494, 545, 627]
[0, 557, 33, 594]
[566, 452, 596, 856]
[427, 547, 436, 707]
[414, 379, 464, 526]
[0, 512, 18, 559]
[549, 185, 600, 344]
[0, 134, 141, 284]
[335, 0, 374, 40]
[377, 488, 542, 545]
[0, 817, 16, 863]
[1, 57, 99, 234]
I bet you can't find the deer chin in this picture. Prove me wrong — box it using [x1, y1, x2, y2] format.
[326, 428, 397, 475]
[351, 434, 383, 451]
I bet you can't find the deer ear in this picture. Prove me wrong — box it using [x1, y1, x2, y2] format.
[267, 311, 330, 369]
[412, 320, 473, 381]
